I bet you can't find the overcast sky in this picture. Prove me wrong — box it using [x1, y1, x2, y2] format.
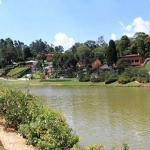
[0, 0, 150, 50]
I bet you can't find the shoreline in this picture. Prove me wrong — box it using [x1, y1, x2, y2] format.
[1, 77, 150, 87]
[0, 120, 34, 150]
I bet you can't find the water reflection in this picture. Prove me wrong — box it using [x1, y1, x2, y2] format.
[21, 86, 150, 149]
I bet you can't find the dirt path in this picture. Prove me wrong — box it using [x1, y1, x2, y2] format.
[0, 121, 34, 150]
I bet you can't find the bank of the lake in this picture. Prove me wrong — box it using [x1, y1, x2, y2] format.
[0, 78, 147, 87]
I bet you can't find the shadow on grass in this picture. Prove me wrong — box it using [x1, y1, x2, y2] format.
[40, 79, 72, 82]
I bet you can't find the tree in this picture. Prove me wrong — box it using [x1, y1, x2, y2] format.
[134, 32, 148, 55]
[70, 42, 82, 55]
[116, 58, 131, 74]
[54, 45, 64, 52]
[93, 44, 107, 62]
[62, 51, 77, 69]
[0, 38, 17, 64]
[97, 36, 105, 47]
[23, 46, 32, 60]
[106, 40, 117, 66]
[145, 36, 150, 57]
[30, 39, 48, 62]
[118, 35, 130, 56]
[77, 45, 91, 65]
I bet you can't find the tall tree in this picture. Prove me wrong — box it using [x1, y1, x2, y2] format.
[23, 46, 32, 60]
[77, 45, 91, 65]
[0, 38, 17, 64]
[144, 36, 150, 57]
[118, 35, 130, 56]
[97, 36, 105, 47]
[93, 44, 108, 62]
[30, 39, 49, 62]
[134, 32, 148, 55]
[106, 40, 117, 66]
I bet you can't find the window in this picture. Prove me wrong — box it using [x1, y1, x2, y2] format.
[135, 60, 139, 63]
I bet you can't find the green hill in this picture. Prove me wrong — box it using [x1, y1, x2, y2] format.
[7, 67, 31, 78]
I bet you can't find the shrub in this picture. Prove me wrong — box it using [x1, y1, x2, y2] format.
[79, 76, 90, 82]
[0, 88, 40, 129]
[118, 76, 131, 84]
[0, 87, 79, 150]
[90, 76, 105, 83]
[71, 142, 130, 150]
[136, 76, 150, 83]
[105, 77, 117, 84]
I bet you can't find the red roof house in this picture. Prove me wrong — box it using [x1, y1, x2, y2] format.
[46, 54, 53, 62]
[121, 54, 145, 66]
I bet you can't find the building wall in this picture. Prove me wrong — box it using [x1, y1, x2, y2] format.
[46, 54, 53, 62]
[121, 55, 145, 66]
[91, 59, 101, 69]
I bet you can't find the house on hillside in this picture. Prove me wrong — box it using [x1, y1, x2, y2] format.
[91, 58, 102, 70]
[121, 54, 145, 66]
[100, 64, 113, 70]
[46, 54, 53, 62]
[44, 62, 55, 77]
[26, 60, 37, 73]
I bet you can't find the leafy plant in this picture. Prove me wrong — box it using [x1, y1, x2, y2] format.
[0, 87, 79, 150]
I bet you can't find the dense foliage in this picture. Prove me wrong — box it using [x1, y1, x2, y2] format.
[0, 88, 79, 150]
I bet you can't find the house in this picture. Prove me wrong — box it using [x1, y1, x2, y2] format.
[76, 60, 86, 68]
[121, 54, 145, 66]
[100, 64, 112, 70]
[91, 58, 102, 70]
[26, 60, 37, 73]
[46, 54, 53, 62]
[44, 62, 55, 76]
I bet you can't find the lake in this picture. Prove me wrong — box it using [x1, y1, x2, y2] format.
[21, 85, 150, 149]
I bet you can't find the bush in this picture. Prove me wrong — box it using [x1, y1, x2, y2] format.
[105, 77, 117, 84]
[118, 76, 131, 84]
[79, 76, 90, 82]
[136, 76, 150, 83]
[71, 142, 130, 150]
[0, 88, 79, 150]
[90, 77, 101, 82]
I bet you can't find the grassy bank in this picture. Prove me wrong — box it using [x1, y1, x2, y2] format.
[0, 78, 143, 87]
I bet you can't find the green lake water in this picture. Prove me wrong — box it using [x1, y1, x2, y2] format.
[21, 86, 150, 149]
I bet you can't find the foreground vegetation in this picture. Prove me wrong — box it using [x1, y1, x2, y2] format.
[0, 87, 79, 150]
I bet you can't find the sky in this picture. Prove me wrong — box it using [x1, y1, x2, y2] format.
[0, 0, 150, 50]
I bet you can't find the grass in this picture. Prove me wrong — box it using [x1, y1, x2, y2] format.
[0, 146, 5, 150]
[0, 141, 5, 150]
[145, 61, 150, 71]
[7, 67, 29, 77]
[116, 81, 142, 87]
[0, 78, 142, 87]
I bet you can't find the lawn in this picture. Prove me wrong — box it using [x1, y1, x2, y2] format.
[145, 61, 150, 71]
[0, 78, 142, 87]
[7, 67, 29, 77]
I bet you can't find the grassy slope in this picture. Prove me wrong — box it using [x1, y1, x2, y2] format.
[7, 67, 29, 77]
[145, 61, 150, 71]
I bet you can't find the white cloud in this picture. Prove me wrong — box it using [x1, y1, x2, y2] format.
[125, 25, 132, 31]
[111, 33, 117, 41]
[53, 32, 75, 49]
[132, 17, 150, 33]
[119, 21, 124, 27]
[123, 32, 134, 37]
[0, 0, 2, 4]
[119, 17, 150, 37]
